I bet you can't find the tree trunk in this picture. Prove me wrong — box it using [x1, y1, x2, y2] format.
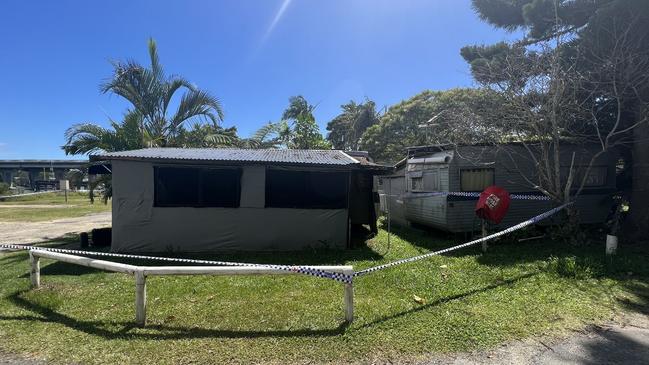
[626, 109, 649, 242]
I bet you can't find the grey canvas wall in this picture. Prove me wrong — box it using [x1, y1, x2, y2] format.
[111, 160, 348, 252]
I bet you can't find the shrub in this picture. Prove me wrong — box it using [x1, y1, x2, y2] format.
[547, 255, 605, 279]
[0, 182, 10, 195]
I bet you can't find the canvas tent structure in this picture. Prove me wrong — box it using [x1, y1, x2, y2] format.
[377, 143, 617, 232]
[90, 148, 388, 253]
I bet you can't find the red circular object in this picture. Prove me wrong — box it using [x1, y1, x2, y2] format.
[474, 186, 511, 224]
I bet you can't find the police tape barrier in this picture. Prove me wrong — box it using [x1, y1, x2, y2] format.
[0, 244, 354, 284]
[353, 202, 572, 277]
[402, 191, 551, 201]
[0, 202, 571, 283]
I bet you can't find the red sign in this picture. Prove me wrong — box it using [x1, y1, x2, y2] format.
[475, 186, 511, 224]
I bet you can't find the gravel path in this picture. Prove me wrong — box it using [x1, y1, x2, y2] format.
[0, 212, 111, 245]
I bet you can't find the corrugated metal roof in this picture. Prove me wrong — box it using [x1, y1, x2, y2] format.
[92, 148, 360, 166]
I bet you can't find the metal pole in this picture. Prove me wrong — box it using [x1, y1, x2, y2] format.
[29, 251, 40, 289]
[343, 269, 354, 323]
[481, 220, 488, 252]
[135, 270, 147, 327]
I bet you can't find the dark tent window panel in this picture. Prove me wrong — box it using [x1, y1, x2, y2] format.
[265, 169, 348, 209]
[154, 167, 241, 208]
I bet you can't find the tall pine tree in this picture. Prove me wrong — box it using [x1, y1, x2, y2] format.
[463, 0, 649, 239]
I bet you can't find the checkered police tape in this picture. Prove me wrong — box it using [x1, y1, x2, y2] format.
[0, 244, 353, 284]
[354, 202, 572, 277]
[1, 203, 570, 283]
[402, 191, 550, 200]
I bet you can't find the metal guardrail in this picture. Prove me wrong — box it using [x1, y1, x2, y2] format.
[27, 250, 354, 326]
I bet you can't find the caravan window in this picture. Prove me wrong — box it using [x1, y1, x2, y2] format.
[423, 169, 439, 191]
[265, 169, 348, 209]
[154, 167, 241, 207]
[410, 177, 424, 191]
[460, 168, 494, 191]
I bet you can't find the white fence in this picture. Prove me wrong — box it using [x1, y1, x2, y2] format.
[28, 250, 354, 326]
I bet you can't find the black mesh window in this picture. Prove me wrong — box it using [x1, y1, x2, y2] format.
[154, 167, 241, 207]
[265, 169, 348, 209]
[201, 168, 241, 207]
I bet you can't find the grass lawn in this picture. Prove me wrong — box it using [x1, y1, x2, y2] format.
[0, 192, 110, 221]
[0, 225, 648, 364]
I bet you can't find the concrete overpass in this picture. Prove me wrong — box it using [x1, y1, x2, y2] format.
[0, 160, 88, 190]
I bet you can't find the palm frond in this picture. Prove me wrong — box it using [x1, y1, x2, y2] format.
[170, 89, 224, 130]
[204, 133, 236, 146]
[147, 38, 164, 81]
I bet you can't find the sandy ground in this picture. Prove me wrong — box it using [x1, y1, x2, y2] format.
[0, 212, 111, 244]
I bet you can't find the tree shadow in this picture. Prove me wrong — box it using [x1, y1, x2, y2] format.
[617, 280, 649, 316]
[377, 220, 458, 253]
[357, 271, 540, 330]
[0, 252, 29, 265]
[5, 234, 385, 271]
[18, 261, 101, 278]
[543, 324, 649, 364]
[3, 291, 348, 340]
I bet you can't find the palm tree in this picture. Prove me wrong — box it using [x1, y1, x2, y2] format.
[63, 111, 145, 155]
[237, 122, 288, 149]
[100, 38, 225, 147]
[63, 111, 145, 203]
[280, 96, 330, 149]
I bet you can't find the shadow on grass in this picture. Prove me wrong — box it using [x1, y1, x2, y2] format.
[18, 261, 102, 278]
[0, 252, 29, 265]
[3, 272, 539, 340]
[357, 271, 540, 330]
[2, 291, 349, 340]
[617, 280, 649, 315]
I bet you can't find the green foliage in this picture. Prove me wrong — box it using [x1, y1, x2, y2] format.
[326, 99, 380, 150]
[280, 95, 331, 149]
[63, 111, 145, 155]
[359, 88, 505, 163]
[0, 182, 10, 195]
[175, 123, 238, 148]
[65, 169, 85, 190]
[63, 38, 228, 156]
[100, 38, 225, 147]
[546, 256, 605, 280]
[1, 230, 648, 363]
[240, 122, 287, 149]
[465, 0, 649, 231]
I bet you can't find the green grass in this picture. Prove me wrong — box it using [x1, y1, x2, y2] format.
[0, 226, 648, 364]
[0, 192, 110, 221]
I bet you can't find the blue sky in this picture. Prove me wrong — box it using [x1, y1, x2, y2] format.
[0, 0, 518, 159]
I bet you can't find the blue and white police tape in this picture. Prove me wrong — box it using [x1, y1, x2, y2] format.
[402, 191, 551, 201]
[0, 244, 354, 284]
[353, 202, 572, 277]
[0, 202, 570, 283]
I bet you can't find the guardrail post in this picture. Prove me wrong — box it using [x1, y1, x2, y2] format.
[29, 251, 40, 289]
[135, 270, 147, 327]
[343, 269, 354, 323]
[481, 221, 488, 253]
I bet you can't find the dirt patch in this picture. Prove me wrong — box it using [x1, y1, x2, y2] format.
[418, 313, 649, 365]
[0, 350, 46, 365]
[0, 212, 111, 244]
